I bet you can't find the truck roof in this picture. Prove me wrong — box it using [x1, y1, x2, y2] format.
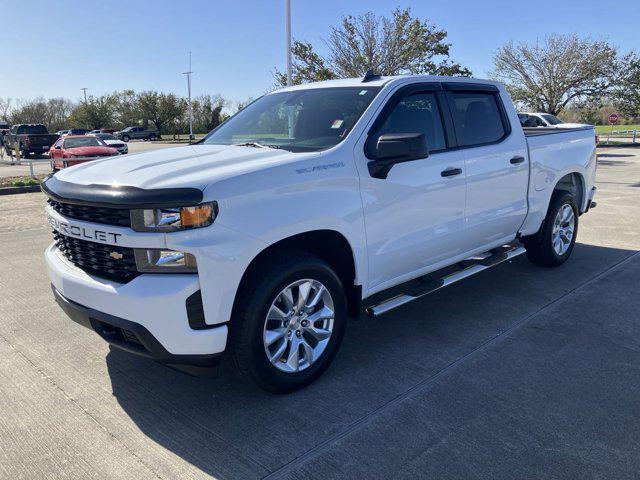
[274, 75, 502, 92]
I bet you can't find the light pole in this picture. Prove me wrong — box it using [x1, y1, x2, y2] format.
[182, 52, 194, 142]
[285, 0, 292, 86]
[81, 87, 88, 102]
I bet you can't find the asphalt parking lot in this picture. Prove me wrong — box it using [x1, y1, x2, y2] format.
[0, 146, 639, 479]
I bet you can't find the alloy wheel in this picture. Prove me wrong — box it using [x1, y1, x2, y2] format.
[552, 204, 575, 256]
[262, 279, 335, 373]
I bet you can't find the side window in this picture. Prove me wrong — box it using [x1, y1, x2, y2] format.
[448, 92, 506, 147]
[377, 92, 446, 152]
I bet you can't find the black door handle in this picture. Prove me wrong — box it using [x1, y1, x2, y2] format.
[510, 156, 525, 164]
[441, 167, 462, 178]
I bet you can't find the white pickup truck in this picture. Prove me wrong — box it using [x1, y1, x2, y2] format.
[42, 75, 597, 392]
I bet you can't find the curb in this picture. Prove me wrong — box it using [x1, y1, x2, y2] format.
[0, 185, 41, 196]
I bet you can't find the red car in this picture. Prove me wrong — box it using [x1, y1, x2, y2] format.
[49, 135, 119, 170]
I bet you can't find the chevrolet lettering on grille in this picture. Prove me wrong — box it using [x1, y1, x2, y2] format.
[47, 213, 122, 244]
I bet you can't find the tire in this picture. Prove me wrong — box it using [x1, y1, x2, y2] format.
[122, 135, 129, 142]
[523, 191, 579, 267]
[149, 134, 157, 141]
[230, 251, 348, 393]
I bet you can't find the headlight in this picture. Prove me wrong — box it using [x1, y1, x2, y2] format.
[130, 203, 217, 232]
[134, 249, 197, 273]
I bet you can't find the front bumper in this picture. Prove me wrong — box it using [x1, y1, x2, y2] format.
[52, 285, 222, 367]
[45, 243, 228, 363]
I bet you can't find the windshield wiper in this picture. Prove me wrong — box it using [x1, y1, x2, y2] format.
[234, 142, 280, 150]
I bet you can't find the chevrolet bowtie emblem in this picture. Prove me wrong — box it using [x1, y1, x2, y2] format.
[109, 251, 124, 260]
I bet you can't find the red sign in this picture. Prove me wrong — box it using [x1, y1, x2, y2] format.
[609, 113, 619, 125]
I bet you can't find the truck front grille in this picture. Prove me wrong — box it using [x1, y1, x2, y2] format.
[47, 199, 131, 228]
[53, 231, 139, 283]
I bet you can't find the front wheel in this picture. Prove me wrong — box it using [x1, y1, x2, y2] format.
[122, 135, 129, 142]
[149, 133, 157, 141]
[231, 252, 347, 393]
[523, 191, 578, 267]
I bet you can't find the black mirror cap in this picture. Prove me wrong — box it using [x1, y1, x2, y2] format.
[368, 133, 429, 179]
[375, 133, 428, 161]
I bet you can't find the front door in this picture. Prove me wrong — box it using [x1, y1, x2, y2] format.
[357, 85, 467, 293]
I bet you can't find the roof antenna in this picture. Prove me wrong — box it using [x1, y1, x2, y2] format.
[362, 69, 381, 83]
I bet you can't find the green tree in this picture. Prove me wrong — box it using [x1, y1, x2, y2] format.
[275, 8, 470, 86]
[493, 34, 619, 116]
[192, 94, 226, 132]
[137, 91, 186, 135]
[68, 94, 117, 129]
[615, 52, 640, 119]
[113, 90, 141, 128]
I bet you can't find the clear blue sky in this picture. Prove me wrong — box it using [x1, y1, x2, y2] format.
[0, 0, 637, 104]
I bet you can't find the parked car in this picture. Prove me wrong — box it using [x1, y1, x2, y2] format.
[520, 112, 587, 129]
[518, 113, 547, 128]
[49, 135, 119, 170]
[114, 126, 159, 142]
[89, 128, 117, 135]
[42, 75, 597, 392]
[90, 133, 128, 154]
[56, 130, 69, 136]
[67, 128, 91, 135]
[4, 124, 59, 156]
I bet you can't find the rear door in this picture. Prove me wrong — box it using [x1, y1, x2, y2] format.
[443, 83, 528, 250]
[357, 83, 467, 291]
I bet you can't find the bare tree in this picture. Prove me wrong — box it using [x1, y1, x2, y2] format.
[0, 98, 11, 122]
[275, 8, 470, 86]
[493, 34, 619, 115]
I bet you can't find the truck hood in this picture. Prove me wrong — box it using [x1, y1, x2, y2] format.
[54, 144, 320, 190]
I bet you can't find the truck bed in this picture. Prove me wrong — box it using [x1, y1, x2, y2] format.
[523, 125, 595, 137]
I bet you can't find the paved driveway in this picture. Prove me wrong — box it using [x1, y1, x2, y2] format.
[0, 147, 638, 479]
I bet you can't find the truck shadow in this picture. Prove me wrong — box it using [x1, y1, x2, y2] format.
[105, 242, 638, 479]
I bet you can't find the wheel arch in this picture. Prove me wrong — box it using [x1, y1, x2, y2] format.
[232, 229, 361, 319]
[553, 171, 585, 213]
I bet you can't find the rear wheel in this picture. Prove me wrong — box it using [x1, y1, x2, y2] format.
[231, 252, 347, 393]
[524, 191, 578, 267]
[149, 133, 157, 141]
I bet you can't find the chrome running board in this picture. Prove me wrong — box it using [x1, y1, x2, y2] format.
[365, 245, 527, 317]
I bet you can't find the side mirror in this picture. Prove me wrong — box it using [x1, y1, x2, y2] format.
[55, 146, 61, 149]
[368, 133, 429, 179]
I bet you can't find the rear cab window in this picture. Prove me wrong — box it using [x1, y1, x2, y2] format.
[17, 124, 48, 135]
[447, 91, 508, 147]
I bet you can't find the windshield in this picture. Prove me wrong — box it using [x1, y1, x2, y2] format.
[541, 114, 563, 125]
[64, 137, 103, 148]
[203, 87, 381, 152]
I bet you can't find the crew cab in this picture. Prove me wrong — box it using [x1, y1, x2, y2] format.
[49, 135, 119, 170]
[114, 126, 159, 142]
[42, 75, 597, 392]
[4, 124, 59, 156]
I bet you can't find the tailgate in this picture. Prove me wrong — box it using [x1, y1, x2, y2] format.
[26, 134, 58, 148]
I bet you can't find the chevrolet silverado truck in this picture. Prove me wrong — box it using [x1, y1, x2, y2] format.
[5, 124, 59, 156]
[42, 75, 597, 392]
